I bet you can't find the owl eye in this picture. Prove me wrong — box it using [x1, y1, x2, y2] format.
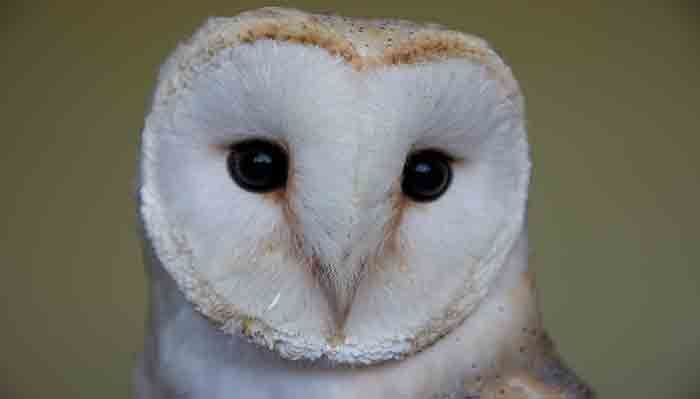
[401, 149, 452, 202]
[227, 139, 288, 193]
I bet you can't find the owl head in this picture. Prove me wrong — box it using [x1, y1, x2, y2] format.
[139, 7, 530, 365]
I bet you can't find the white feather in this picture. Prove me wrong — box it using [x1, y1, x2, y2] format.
[137, 7, 533, 399]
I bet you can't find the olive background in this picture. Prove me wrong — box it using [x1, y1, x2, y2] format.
[1, 1, 698, 398]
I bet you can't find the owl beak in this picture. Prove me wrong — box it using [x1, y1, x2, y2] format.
[284, 144, 400, 329]
[313, 254, 367, 329]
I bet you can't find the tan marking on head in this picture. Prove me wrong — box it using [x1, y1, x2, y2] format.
[380, 33, 490, 66]
[381, 188, 407, 255]
[153, 7, 521, 108]
[231, 19, 496, 72]
[361, 187, 408, 278]
[277, 186, 308, 270]
[258, 187, 288, 206]
[236, 20, 361, 67]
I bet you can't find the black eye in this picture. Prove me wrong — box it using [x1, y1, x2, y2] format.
[401, 149, 452, 202]
[227, 139, 288, 193]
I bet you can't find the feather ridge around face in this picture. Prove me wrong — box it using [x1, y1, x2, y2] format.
[151, 7, 522, 111]
[140, 7, 530, 365]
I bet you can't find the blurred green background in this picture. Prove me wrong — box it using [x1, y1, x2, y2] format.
[1, 1, 698, 398]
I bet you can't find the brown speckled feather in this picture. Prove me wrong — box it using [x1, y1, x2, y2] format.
[471, 334, 594, 399]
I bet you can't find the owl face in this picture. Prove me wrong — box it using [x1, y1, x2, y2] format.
[140, 8, 529, 365]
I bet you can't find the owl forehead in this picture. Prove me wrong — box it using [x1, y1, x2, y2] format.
[153, 7, 521, 111]
[170, 39, 518, 175]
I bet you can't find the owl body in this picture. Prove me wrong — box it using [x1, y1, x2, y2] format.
[136, 8, 592, 398]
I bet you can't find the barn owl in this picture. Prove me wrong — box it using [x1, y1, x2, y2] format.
[135, 7, 593, 399]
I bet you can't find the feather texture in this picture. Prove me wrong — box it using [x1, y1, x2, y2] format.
[135, 7, 592, 398]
